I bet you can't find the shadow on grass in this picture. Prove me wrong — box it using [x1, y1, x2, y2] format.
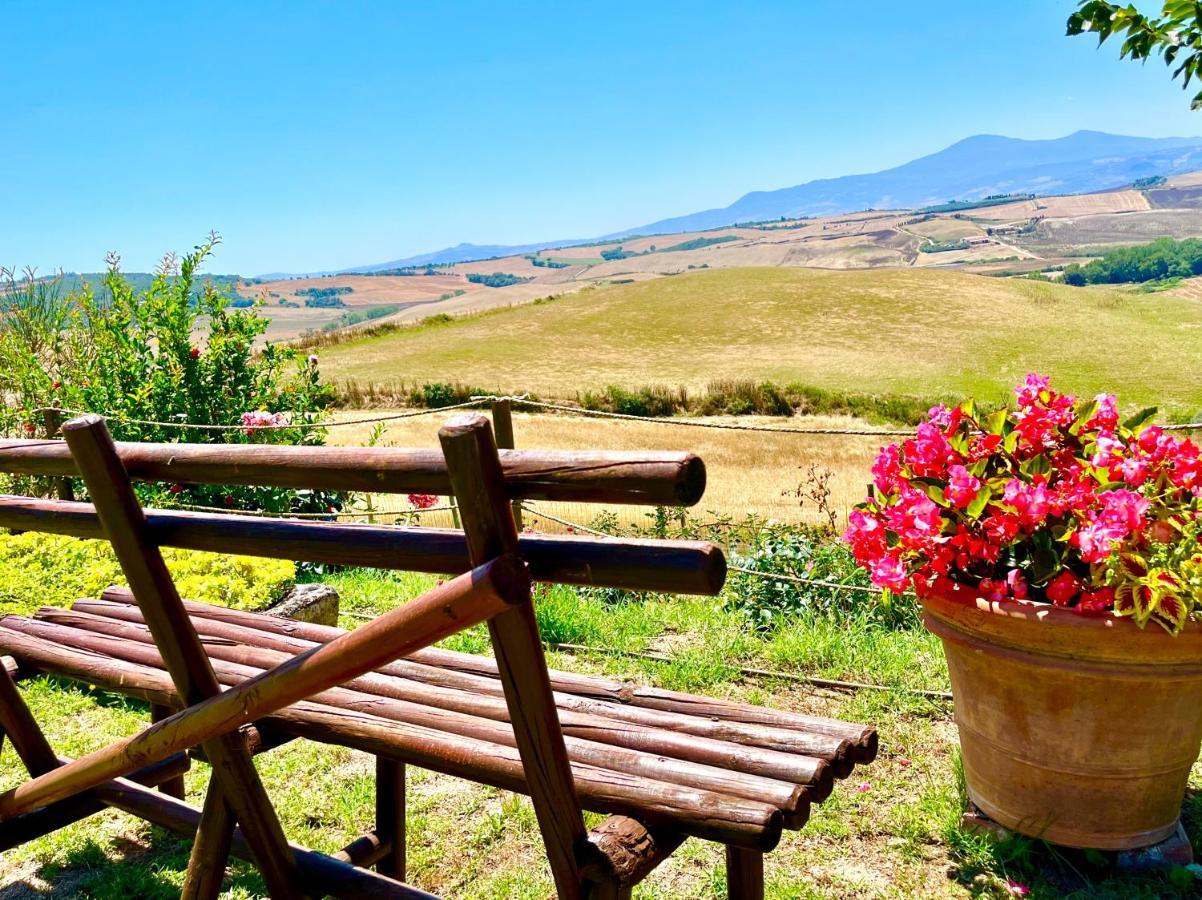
[944, 756, 1201, 899]
[0, 826, 266, 899]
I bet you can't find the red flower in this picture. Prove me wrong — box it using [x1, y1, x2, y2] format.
[189, 347, 200, 359]
[22, 422, 37, 435]
[406, 493, 438, 510]
[168, 484, 183, 494]
[1046, 571, 1080, 607]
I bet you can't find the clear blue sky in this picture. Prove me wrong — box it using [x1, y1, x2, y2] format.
[2, 1, 1195, 275]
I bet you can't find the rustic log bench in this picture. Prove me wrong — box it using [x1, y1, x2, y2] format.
[0, 415, 876, 899]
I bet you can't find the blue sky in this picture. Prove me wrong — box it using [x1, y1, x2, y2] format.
[2, 1, 1196, 275]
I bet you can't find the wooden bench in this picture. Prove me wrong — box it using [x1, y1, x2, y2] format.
[0, 414, 876, 898]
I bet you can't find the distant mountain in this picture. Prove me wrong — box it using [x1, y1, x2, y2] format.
[620, 131, 1202, 235]
[341, 239, 588, 274]
[270, 131, 1202, 276]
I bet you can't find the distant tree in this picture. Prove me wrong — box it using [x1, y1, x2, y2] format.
[1068, 2, 1202, 108]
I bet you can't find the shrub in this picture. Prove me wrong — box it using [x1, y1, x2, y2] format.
[0, 531, 295, 614]
[0, 235, 336, 513]
[725, 525, 919, 631]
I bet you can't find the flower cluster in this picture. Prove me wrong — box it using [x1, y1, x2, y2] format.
[844, 374, 1202, 633]
[406, 493, 439, 510]
[240, 410, 291, 436]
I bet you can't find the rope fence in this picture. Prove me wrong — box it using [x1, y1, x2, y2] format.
[39, 395, 1197, 437]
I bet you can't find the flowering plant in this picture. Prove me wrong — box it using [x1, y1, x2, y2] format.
[844, 375, 1202, 633]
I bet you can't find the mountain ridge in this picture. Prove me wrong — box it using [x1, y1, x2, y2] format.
[266, 131, 1202, 277]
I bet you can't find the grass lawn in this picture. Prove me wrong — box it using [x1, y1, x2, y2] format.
[317, 267, 1202, 419]
[3, 568, 1202, 898]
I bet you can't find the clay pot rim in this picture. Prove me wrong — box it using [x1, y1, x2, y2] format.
[920, 580, 1202, 668]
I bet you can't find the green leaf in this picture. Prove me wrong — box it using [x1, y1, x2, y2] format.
[965, 490, 991, 519]
[983, 408, 1008, 436]
[1122, 406, 1158, 430]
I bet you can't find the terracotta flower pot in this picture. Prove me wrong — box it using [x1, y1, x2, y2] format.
[921, 582, 1202, 849]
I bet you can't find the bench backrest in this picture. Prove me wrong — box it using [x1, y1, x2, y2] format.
[0, 412, 724, 897]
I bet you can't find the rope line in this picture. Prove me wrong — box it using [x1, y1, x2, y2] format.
[521, 502, 912, 598]
[167, 502, 458, 519]
[36, 398, 487, 432]
[477, 395, 914, 436]
[35, 397, 1201, 437]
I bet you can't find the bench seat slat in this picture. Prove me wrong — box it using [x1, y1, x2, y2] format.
[0, 621, 782, 851]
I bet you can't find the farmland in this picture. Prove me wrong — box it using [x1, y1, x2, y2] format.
[235, 174, 1202, 342]
[317, 266, 1202, 419]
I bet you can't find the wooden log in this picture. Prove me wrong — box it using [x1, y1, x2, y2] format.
[100, 592, 850, 774]
[151, 704, 187, 800]
[0, 438, 707, 506]
[88, 769, 438, 900]
[33, 610, 816, 816]
[61, 414, 299, 899]
[725, 846, 764, 900]
[0, 555, 526, 821]
[0, 497, 726, 596]
[57, 605, 827, 800]
[586, 816, 683, 888]
[0, 754, 190, 852]
[0, 625, 783, 850]
[490, 398, 523, 530]
[333, 829, 391, 868]
[185, 780, 238, 900]
[0, 665, 58, 776]
[441, 413, 589, 900]
[40, 405, 75, 502]
[375, 758, 405, 880]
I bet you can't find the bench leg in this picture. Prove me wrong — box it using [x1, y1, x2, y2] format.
[375, 757, 405, 880]
[151, 704, 186, 801]
[726, 846, 764, 900]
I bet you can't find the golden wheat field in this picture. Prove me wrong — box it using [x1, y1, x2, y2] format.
[325, 408, 889, 530]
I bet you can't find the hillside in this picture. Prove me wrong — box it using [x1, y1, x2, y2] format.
[318, 267, 1202, 417]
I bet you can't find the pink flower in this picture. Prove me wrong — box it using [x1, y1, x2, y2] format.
[241, 410, 290, 435]
[897, 757, 912, 767]
[1046, 570, 1080, 606]
[1006, 881, 1030, 898]
[870, 552, 910, 593]
[406, 493, 439, 510]
[843, 510, 886, 565]
[1006, 568, 1029, 599]
[903, 422, 959, 478]
[885, 488, 942, 549]
[1014, 373, 1051, 407]
[871, 444, 902, 495]
[308, 354, 319, 366]
[856, 782, 871, 793]
[1003, 478, 1054, 530]
[1084, 393, 1119, 432]
[978, 578, 1007, 603]
[944, 464, 982, 509]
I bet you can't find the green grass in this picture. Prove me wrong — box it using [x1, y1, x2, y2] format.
[319, 267, 1202, 419]
[5, 568, 1202, 897]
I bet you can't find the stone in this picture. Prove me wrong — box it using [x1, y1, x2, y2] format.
[1116, 821, 1194, 872]
[267, 583, 340, 626]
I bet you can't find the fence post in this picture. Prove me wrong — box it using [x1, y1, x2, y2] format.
[491, 399, 524, 530]
[41, 403, 75, 502]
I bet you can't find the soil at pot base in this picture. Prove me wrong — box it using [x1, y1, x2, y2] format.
[921, 584, 1202, 850]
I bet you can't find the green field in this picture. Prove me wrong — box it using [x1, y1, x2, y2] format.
[320, 267, 1202, 417]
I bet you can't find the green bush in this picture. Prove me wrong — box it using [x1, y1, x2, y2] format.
[0, 531, 295, 615]
[724, 525, 919, 631]
[0, 235, 337, 513]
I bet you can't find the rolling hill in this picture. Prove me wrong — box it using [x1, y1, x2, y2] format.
[317, 266, 1202, 418]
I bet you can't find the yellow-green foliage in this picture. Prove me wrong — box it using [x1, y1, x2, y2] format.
[0, 531, 294, 615]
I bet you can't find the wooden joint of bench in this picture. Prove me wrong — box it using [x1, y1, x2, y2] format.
[584, 816, 684, 888]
